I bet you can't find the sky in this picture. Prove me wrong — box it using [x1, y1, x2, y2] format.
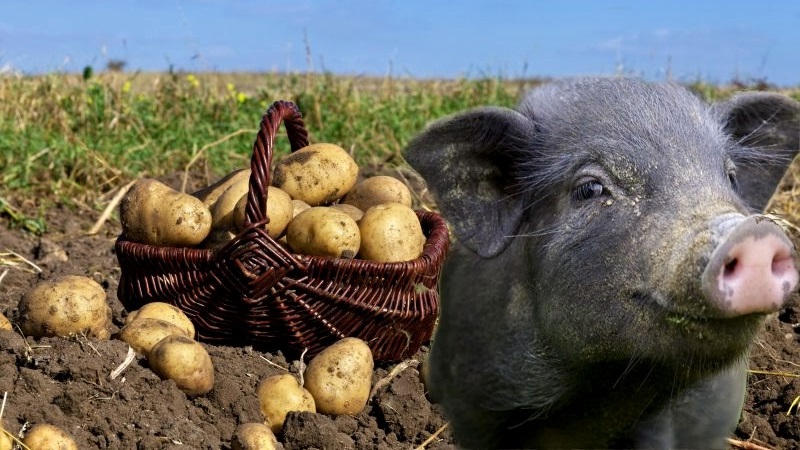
[2, 1, 799, 86]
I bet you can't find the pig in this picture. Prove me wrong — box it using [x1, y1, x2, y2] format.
[403, 77, 800, 449]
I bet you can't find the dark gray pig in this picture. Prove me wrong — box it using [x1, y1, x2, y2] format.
[403, 78, 800, 449]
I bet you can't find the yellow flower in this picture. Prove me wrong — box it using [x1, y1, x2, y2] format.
[226, 83, 236, 93]
[186, 74, 200, 88]
[236, 92, 248, 104]
[122, 80, 132, 93]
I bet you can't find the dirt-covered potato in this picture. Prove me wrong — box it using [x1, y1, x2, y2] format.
[116, 318, 190, 356]
[211, 176, 251, 230]
[148, 335, 215, 396]
[18, 275, 111, 339]
[272, 143, 359, 206]
[291, 199, 311, 218]
[231, 422, 280, 450]
[303, 337, 373, 415]
[286, 207, 361, 258]
[233, 186, 294, 238]
[0, 312, 11, 331]
[22, 423, 78, 450]
[343, 176, 413, 212]
[357, 203, 426, 262]
[125, 302, 195, 338]
[330, 203, 364, 222]
[192, 169, 251, 209]
[257, 374, 316, 433]
[120, 178, 212, 247]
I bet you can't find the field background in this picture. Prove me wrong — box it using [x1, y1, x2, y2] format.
[3, 71, 796, 230]
[2, 72, 800, 449]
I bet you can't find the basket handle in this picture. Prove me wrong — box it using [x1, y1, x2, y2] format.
[245, 100, 309, 226]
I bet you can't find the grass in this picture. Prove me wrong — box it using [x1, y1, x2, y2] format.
[0, 71, 523, 213]
[1, 70, 799, 232]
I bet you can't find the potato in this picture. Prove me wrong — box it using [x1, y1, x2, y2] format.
[272, 143, 359, 206]
[211, 176, 251, 230]
[116, 318, 190, 356]
[199, 228, 237, 250]
[233, 186, 294, 238]
[148, 335, 215, 395]
[286, 207, 361, 258]
[0, 312, 11, 331]
[358, 203, 426, 262]
[22, 423, 78, 450]
[18, 275, 111, 339]
[120, 178, 212, 247]
[343, 176, 413, 211]
[291, 199, 311, 218]
[192, 169, 251, 209]
[257, 374, 316, 433]
[231, 422, 280, 450]
[0, 426, 11, 450]
[125, 302, 195, 338]
[303, 337, 373, 415]
[330, 203, 364, 222]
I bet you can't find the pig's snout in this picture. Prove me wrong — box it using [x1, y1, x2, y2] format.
[702, 215, 799, 316]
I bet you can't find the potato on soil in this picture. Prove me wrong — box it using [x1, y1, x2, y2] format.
[120, 178, 212, 247]
[286, 207, 361, 258]
[125, 302, 195, 338]
[22, 423, 78, 450]
[116, 317, 190, 356]
[358, 203, 426, 262]
[0, 312, 11, 331]
[272, 143, 359, 206]
[257, 374, 316, 433]
[233, 186, 294, 238]
[303, 337, 374, 415]
[0, 426, 11, 450]
[343, 175, 413, 211]
[18, 275, 111, 339]
[148, 335, 215, 395]
[211, 175, 251, 230]
[231, 422, 281, 450]
[192, 168, 251, 208]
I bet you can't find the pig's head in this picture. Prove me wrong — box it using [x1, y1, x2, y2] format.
[404, 78, 800, 447]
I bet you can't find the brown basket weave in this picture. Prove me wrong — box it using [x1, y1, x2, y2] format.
[115, 100, 449, 361]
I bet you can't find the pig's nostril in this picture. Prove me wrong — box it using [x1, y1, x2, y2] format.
[724, 259, 738, 277]
[772, 251, 795, 277]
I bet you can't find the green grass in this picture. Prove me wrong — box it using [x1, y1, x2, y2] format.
[0, 71, 523, 213]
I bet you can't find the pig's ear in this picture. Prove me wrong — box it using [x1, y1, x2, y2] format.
[403, 107, 534, 258]
[717, 92, 800, 212]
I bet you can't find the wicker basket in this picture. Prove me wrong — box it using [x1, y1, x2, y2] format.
[115, 100, 450, 361]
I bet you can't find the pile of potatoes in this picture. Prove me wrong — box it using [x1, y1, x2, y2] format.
[120, 143, 427, 262]
[116, 302, 214, 396]
[196, 336, 373, 449]
[8, 276, 375, 449]
[245, 337, 374, 447]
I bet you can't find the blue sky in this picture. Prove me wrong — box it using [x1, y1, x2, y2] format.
[2, 1, 799, 85]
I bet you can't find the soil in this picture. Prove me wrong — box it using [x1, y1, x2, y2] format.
[0, 185, 798, 449]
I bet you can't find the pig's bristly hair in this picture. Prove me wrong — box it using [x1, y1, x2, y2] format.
[503, 78, 793, 208]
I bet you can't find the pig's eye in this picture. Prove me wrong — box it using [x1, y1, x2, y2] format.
[574, 179, 604, 201]
[727, 169, 739, 192]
